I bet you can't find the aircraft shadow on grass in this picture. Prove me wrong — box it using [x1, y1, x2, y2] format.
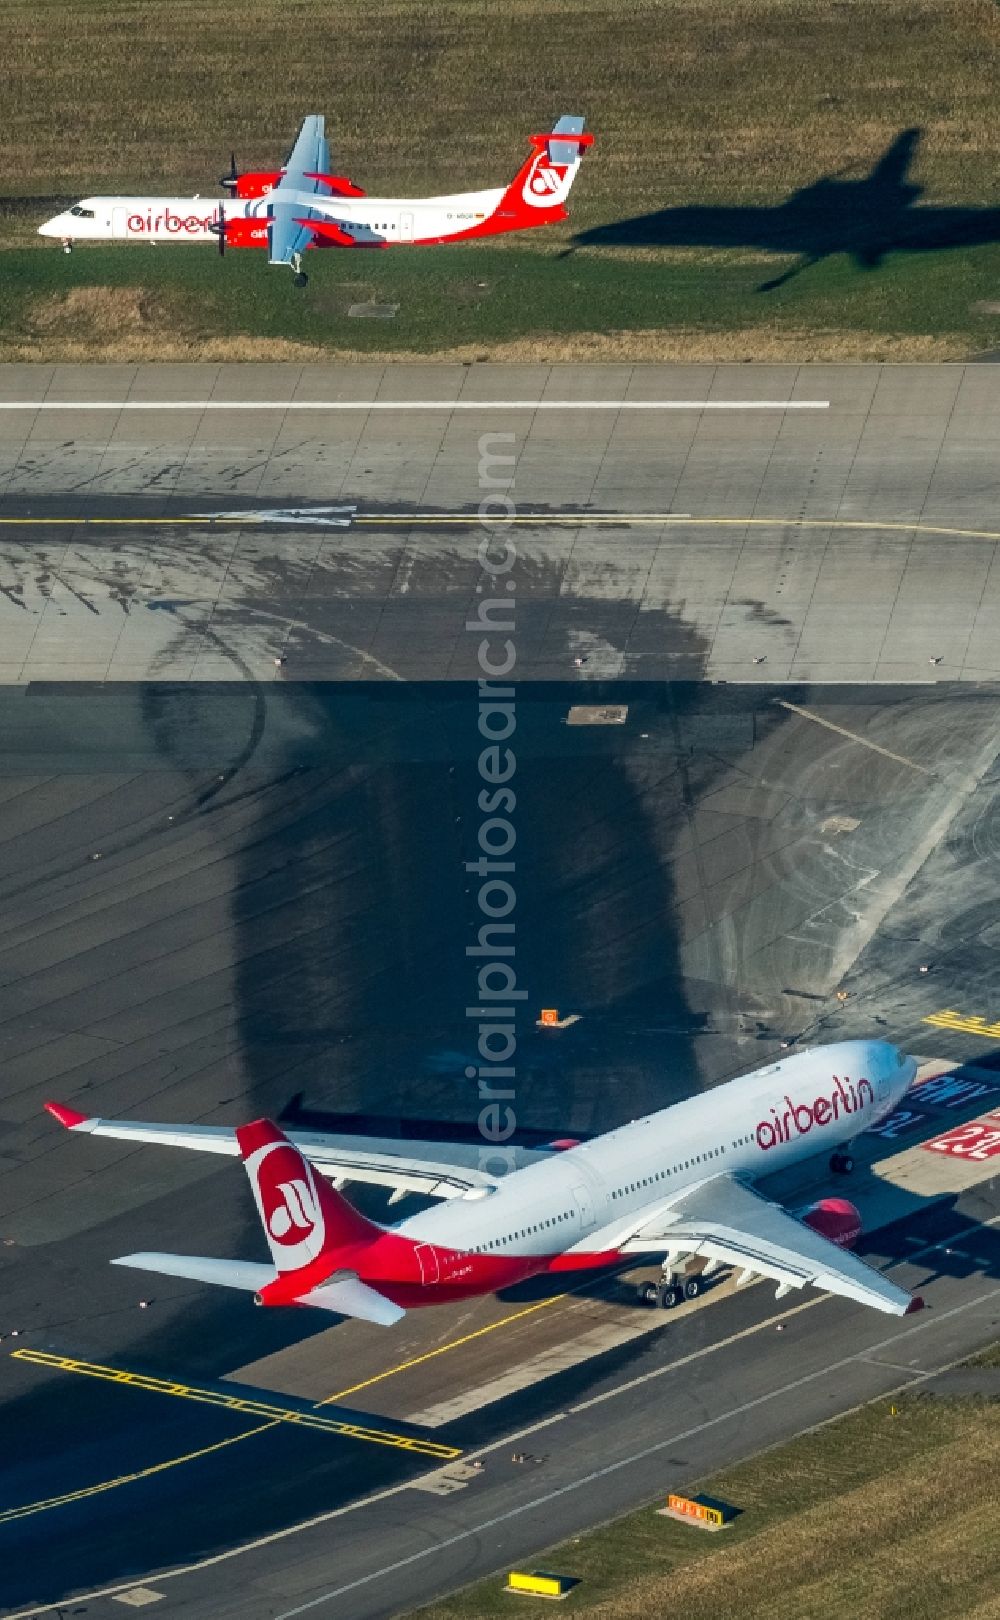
[574, 128, 1000, 292]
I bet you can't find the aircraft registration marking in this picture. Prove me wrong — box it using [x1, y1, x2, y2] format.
[8, 1349, 460, 1461]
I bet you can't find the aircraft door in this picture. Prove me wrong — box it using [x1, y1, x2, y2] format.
[400, 210, 414, 242]
[414, 1243, 441, 1285]
[112, 207, 133, 240]
[572, 1183, 596, 1229]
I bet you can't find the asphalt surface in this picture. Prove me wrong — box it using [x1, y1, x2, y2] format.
[1, 363, 1000, 683]
[2, 364, 1000, 1618]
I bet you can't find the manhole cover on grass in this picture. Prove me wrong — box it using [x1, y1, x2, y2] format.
[348, 301, 399, 319]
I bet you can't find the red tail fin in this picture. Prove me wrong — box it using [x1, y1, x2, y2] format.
[494, 122, 593, 229]
[236, 1119, 381, 1276]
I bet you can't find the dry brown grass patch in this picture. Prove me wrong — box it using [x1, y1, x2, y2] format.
[4, 288, 331, 360]
[584, 1418, 1000, 1620]
[27, 285, 185, 338]
[0, 317, 973, 365]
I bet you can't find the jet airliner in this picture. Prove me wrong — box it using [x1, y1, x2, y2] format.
[47, 1038, 923, 1327]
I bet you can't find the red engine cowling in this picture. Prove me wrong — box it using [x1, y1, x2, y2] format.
[234, 171, 282, 199]
[223, 217, 269, 249]
[799, 1197, 862, 1248]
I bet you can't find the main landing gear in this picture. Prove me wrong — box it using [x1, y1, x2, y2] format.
[638, 1273, 702, 1309]
[291, 252, 308, 289]
[830, 1149, 855, 1175]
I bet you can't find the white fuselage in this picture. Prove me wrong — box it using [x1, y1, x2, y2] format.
[38, 188, 506, 248]
[394, 1040, 915, 1259]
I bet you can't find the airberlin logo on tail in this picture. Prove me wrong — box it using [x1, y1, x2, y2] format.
[267, 1177, 318, 1242]
[522, 153, 569, 207]
[756, 1075, 874, 1151]
[255, 1143, 325, 1260]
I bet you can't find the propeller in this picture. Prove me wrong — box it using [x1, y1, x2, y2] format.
[209, 202, 226, 257]
[220, 152, 238, 194]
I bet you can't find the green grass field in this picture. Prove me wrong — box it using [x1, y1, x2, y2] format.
[4, 0, 1000, 360]
[411, 1393, 1000, 1620]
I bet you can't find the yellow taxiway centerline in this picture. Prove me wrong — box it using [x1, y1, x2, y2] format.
[316, 1291, 567, 1406]
[9, 1348, 460, 1459]
[0, 1416, 282, 1528]
[0, 514, 999, 541]
[1, 1294, 566, 1524]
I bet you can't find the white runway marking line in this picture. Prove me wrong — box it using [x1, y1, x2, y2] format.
[9, 1253, 996, 1620]
[0, 399, 830, 412]
[776, 700, 937, 776]
[268, 1285, 1000, 1620]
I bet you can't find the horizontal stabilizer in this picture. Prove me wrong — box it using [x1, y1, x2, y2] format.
[111, 1252, 405, 1324]
[302, 1274, 405, 1325]
[111, 1253, 275, 1291]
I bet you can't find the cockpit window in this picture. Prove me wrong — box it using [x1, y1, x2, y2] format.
[69, 206, 95, 219]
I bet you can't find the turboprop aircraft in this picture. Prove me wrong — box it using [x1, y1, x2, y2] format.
[46, 1039, 925, 1327]
[38, 114, 592, 286]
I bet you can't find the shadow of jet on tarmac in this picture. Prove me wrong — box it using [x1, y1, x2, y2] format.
[575, 128, 1000, 291]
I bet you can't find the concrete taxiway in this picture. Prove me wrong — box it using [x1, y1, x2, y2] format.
[2, 364, 1000, 1618]
[0, 362, 999, 683]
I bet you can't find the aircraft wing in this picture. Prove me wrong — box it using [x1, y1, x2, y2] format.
[619, 1173, 918, 1317]
[45, 1100, 548, 1201]
[266, 113, 330, 266]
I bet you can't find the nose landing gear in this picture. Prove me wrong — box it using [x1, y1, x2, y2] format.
[61, 238, 73, 254]
[830, 1150, 855, 1174]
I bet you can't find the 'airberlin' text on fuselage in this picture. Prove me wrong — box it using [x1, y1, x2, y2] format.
[756, 1075, 874, 1151]
[126, 209, 220, 234]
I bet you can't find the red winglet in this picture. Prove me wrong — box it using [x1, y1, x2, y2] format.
[905, 1295, 925, 1315]
[44, 1100, 89, 1129]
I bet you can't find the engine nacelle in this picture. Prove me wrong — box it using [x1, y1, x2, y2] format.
[223, 217, 269, 250]
[799, 1196, 862, 1249]
[234, 170, 282, 199]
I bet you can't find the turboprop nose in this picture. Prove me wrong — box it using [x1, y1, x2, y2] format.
[38, 213, 69, 237]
